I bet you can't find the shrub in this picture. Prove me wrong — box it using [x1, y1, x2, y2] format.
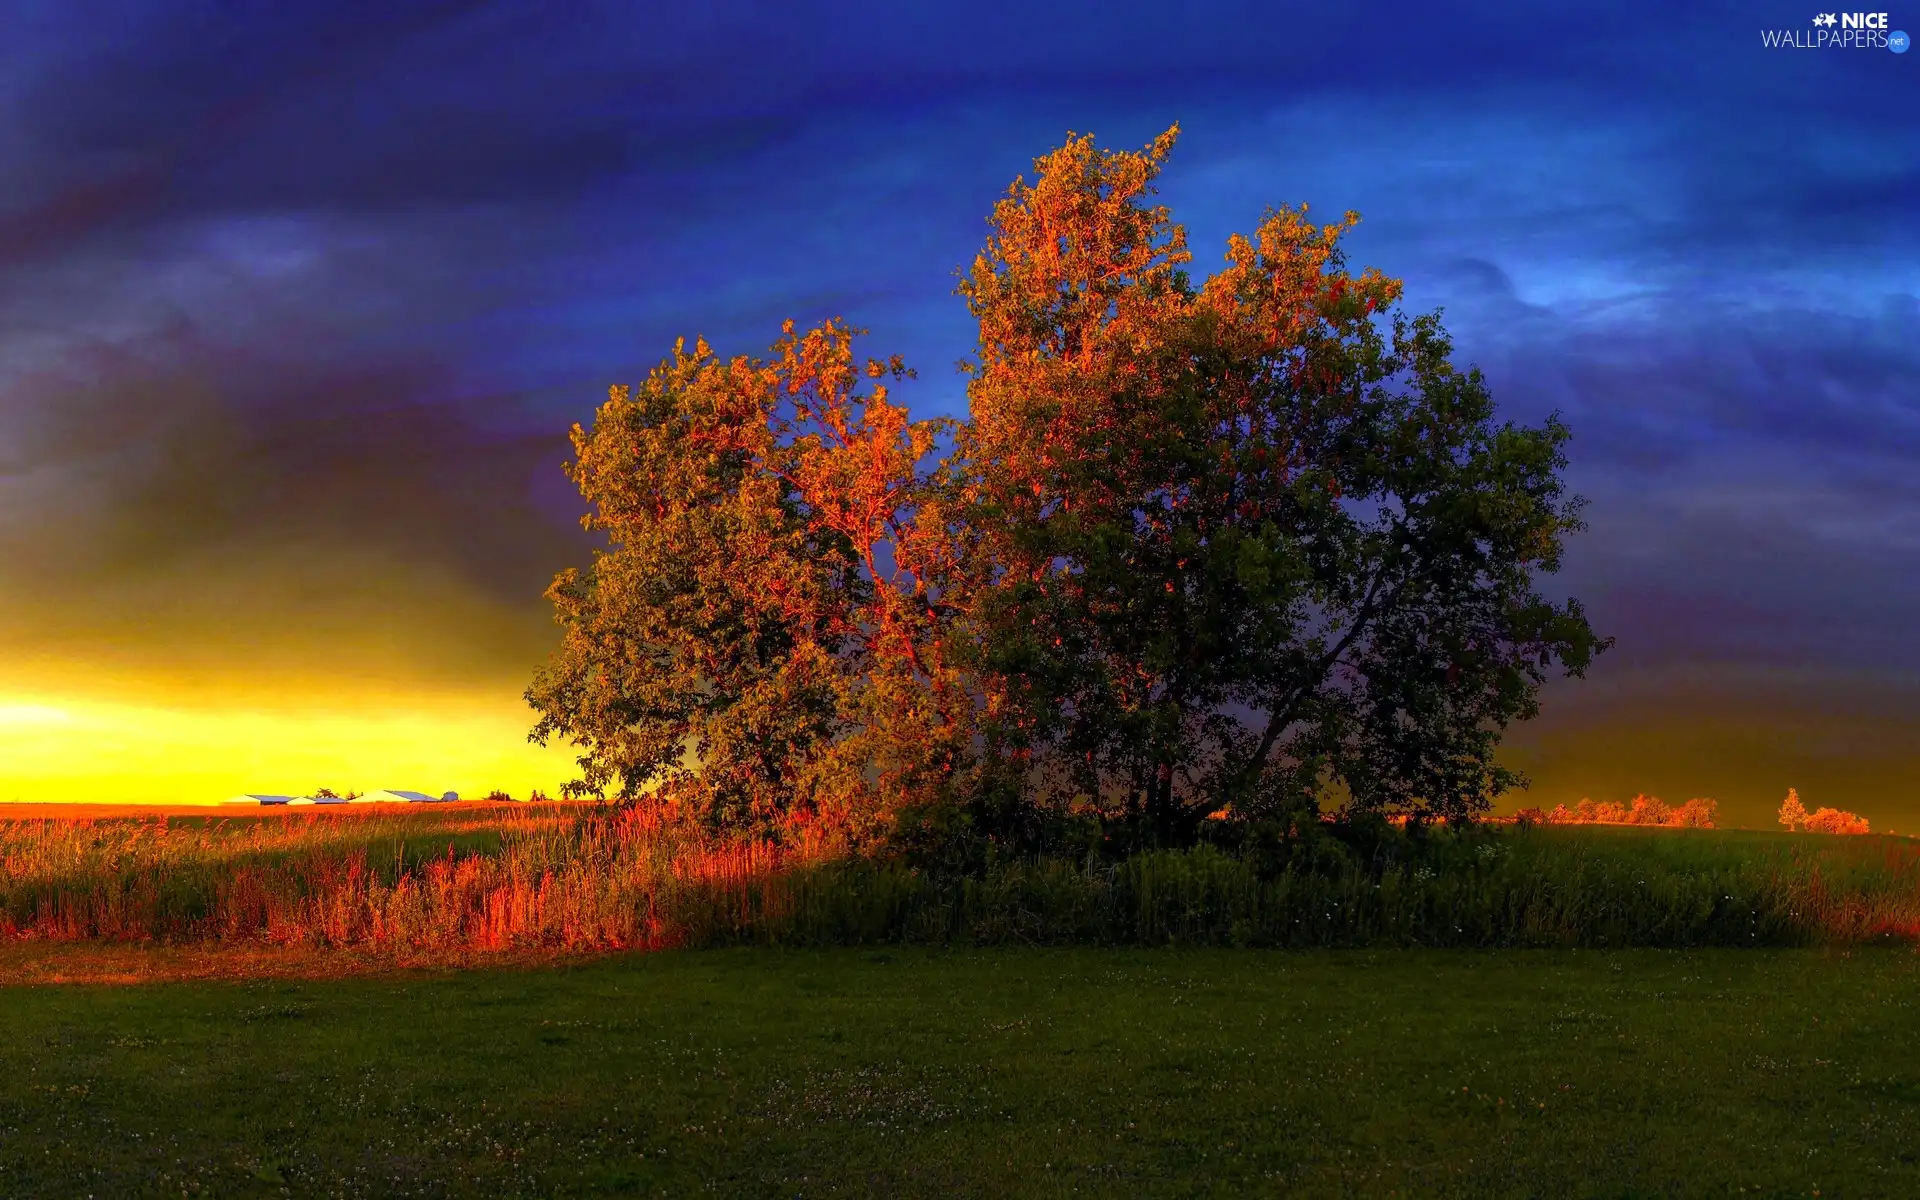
[1803, 807, 1870, 835]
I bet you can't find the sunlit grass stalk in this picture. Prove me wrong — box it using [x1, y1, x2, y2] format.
[2, 812, 1917, 953]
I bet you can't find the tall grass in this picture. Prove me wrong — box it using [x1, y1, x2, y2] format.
[2, 809, 1917, 955]
[680, 828, 1920, 949]
[0, 806, 825, 952]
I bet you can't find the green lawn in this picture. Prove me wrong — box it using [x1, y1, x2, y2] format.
[3, 948, 1918, 1197]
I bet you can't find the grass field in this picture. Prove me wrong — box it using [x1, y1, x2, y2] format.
[3, 805, 1918, 953]
[6, 813, 1919, 1194]
[2, 946, 1917, 1197]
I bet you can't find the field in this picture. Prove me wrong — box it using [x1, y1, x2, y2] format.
[5, 808, 1920, 1196]
[2, 946, 1917, 1197]
[3, 805, 1919, 953]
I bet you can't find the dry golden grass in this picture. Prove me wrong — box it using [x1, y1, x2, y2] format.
[0, 800, 836, 955]
[5, 805, 1920, 973]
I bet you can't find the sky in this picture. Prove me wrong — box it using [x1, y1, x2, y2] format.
[0, 1, 1914, 823]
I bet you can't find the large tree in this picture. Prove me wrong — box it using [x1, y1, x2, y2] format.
[525, 322, 960, 837]
[529, 126, 1609, 842]
[951, 126, 1609, 840]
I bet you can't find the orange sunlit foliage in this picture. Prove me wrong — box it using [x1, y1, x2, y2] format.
[1778, 787, 1871, 834]
[1778, 787, 1809, 831]
[529, 124, 1609, 847]
[1519, 794, 1718, 828]
[1803, 807, 1871, 835]
[528, 318, 967, 835]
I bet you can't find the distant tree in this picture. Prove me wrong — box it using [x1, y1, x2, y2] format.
[1803, 806, 1870, 835]
[483, 790, 517, 803]
[1542, 795, 1714, 828]
[1778, 788, 1808, 832]
[530, 125, 1609, 845]
[1670, 798, 1718, 828]
[313, 787, 340, 800]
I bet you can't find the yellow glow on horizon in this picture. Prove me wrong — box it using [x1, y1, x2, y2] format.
[0, 689, 579, 805]
[0, 702, 83, 728]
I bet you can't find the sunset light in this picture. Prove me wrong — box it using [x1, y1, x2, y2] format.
[1, 2, 1914, 1193]
[0, 689, 574, 805]
[0, 702, 79, 729]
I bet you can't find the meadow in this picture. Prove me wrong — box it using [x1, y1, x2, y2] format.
[1, 805, 1918, 955]
[5, 808, 1920, 1195]
[3, 945, 1919, 1196]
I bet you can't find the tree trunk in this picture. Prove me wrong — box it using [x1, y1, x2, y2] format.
[1149, 759, 1175, 844]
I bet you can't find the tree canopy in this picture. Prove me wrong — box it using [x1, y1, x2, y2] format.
[527, 125, 1610, 847]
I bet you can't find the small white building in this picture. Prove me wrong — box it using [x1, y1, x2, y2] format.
[361, 789, 444, 803]
[221, 794, 295, 806]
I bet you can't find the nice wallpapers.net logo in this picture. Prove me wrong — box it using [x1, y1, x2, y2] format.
[1761, 11, 1910, 48]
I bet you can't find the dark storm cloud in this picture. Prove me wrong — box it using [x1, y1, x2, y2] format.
[0, 315, 588, 692]
[7, 342, 573, 592]
[2, 2, 495, 255]
[1457, 293, 1920, 672]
